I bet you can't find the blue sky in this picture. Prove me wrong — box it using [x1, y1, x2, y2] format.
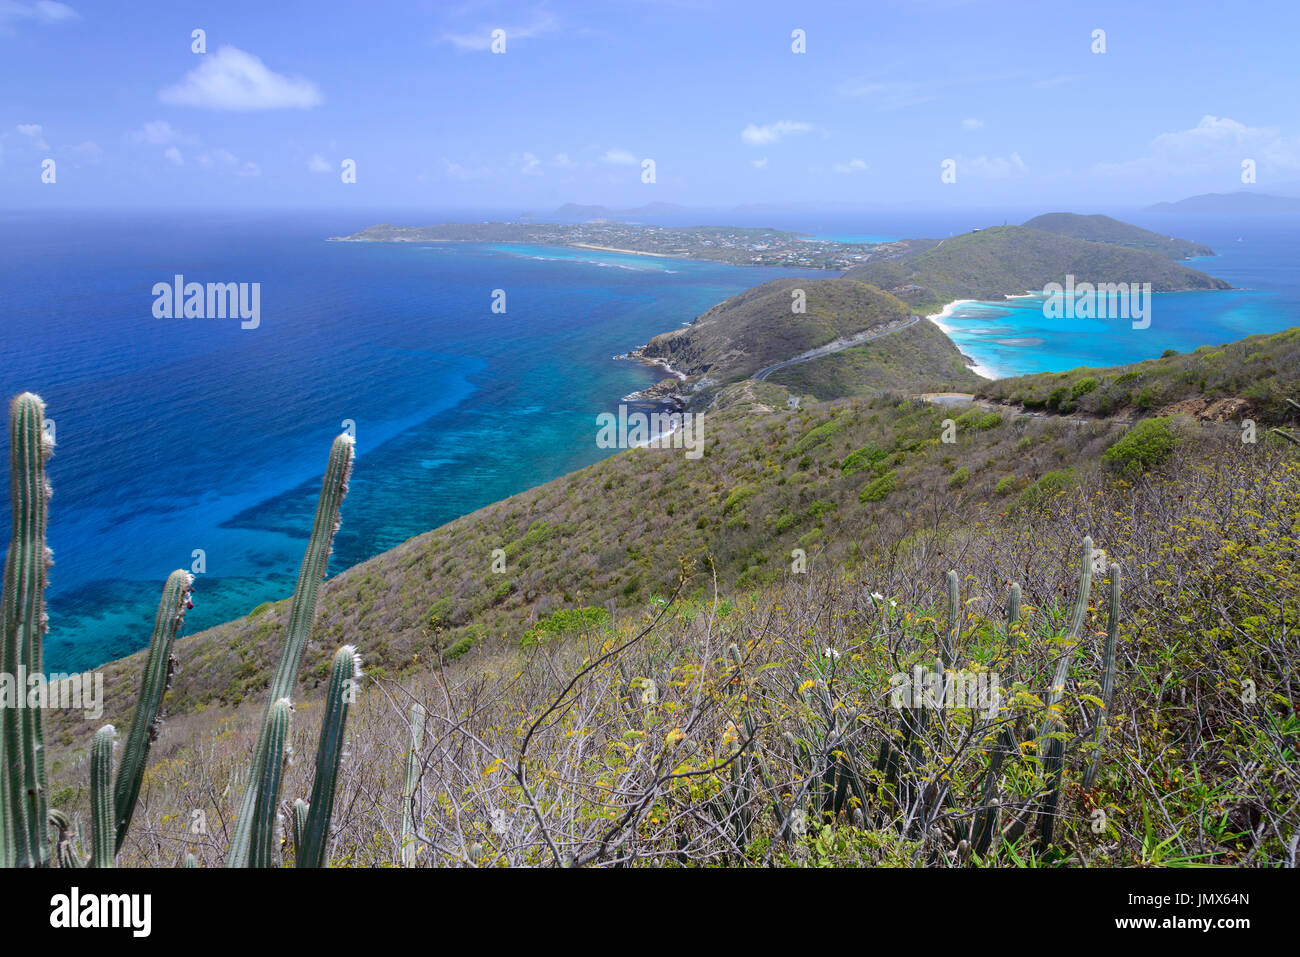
[2, 0, 1298, 210]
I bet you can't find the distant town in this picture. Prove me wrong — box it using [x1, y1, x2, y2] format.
[330, 220, 911, 270]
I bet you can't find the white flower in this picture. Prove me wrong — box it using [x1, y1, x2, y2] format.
[823, 647, 840, 660]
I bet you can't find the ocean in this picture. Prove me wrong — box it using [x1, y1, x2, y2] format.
[2, 208, 1296, 671]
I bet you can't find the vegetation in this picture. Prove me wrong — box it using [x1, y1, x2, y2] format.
[976, 325, 1300, 423]
[1020, 213, 1215, 260]
[1, 395, 362, 868]
[840, 225, 1230, 312]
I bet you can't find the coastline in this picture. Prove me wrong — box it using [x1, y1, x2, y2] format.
[569, 243, 684, 259]
[925, 299, 1003, 380]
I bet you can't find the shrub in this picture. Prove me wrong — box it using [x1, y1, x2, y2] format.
[1070, 377, 1099, 399]
[841, 443, 888, 476]
[521, 606, 610, 648]
[974, 412, 1002, 430]
[723, 486, 757, 514]
[1102, 416, 1180, 474]
[859, 471, 898, 503]
[1019, 468, 1075, 507]
[994, 475, 1016, 496]
[948, 466, 970, 488]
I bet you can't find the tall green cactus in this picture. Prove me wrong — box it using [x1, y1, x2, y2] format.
[113, 569, 193, 851]
[943, 570, 960, 669]
[401, 703, 425, 867]
[1, 393, 53, 868]
[297, 645, 360, 868]
[89, 725, 115, 868]
[227, 433, 354, 868]
[246, 697, 292, 868]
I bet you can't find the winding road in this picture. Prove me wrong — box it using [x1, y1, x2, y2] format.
[753, 314, 921, 381]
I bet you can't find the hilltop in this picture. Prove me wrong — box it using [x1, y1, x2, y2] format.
[1020, 212, 1215, 259]
[840, 225, 1230, 312]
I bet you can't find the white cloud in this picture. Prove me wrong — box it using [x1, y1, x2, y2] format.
[1034, 74, 1079, 89]
[1094, 115, 1300, 179]
[751, 157, 768, 169]
[601, 147, 639, 165]
[0, 1, 78, 26]
[836, 79, 935, 110]
[956, 152, 1028, 178]
[16, 123, 48, 149]
[308, 153, 330, 173]
[518, 151, 541, 175]
[962, 118, 984, 130]
[158, 46, 322, 111]
[195, 148, 259, 176]
[833, 158, 868, 174]
[741, 121, 812, 146]
[129, 120, 194, 146]
[442, 12, 557, 51]
[552, 153, 574, 168]
[163, 146, 184, 166]
[70, 140, 102, 163]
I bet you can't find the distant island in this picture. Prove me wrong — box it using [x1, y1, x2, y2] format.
[1145, 191, 1300, 214]
[329, 221, 901, 269]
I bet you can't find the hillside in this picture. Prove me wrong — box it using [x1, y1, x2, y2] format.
[40, 382, 1299, 868]
[633, 278, 933, 404]
[839, 225, 1231, 312]
[976, 325, 1300, 422]
[1020, 212, 1214, 259]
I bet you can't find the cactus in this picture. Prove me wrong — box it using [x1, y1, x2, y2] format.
[227, 433, 353, 867]
[1036, 537, 1095, 852]
[113, 569, 194, 851]
[1006, 582, 1021, 624]
[943, 570, 960, 668]
[400, 703, 425, 867]
[1082, 565, 1121, 791]
[89, 725, 115, 868]
[183, 852, 198, 868]
[297, 645, 360, 868]
[245, 697, 292, 868]
[292, 798, 309, 860]
[1, 393, 53, 868]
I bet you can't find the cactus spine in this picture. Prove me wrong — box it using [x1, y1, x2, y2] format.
[227, 433, 353, 867]
[297, 645, 360, 868]
[401, 703, 425, 866]
[0, 393, 53, 868]
[89, 725, 115, 868]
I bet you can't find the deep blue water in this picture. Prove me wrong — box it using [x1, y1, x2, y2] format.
[0, 210, 823, 671]
[2, 208, 1296, 672]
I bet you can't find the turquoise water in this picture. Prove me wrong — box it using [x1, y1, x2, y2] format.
[929, 218, 1300, 377]
[0, 211, 824, 671]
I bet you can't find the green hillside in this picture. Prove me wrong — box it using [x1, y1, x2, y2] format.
[840, 225, 1230, 312]
[1021, 212, 1215, 259]
[976, 325, 1300, 421]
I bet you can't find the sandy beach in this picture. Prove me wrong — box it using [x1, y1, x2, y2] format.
[925, 299, 1002, 380]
